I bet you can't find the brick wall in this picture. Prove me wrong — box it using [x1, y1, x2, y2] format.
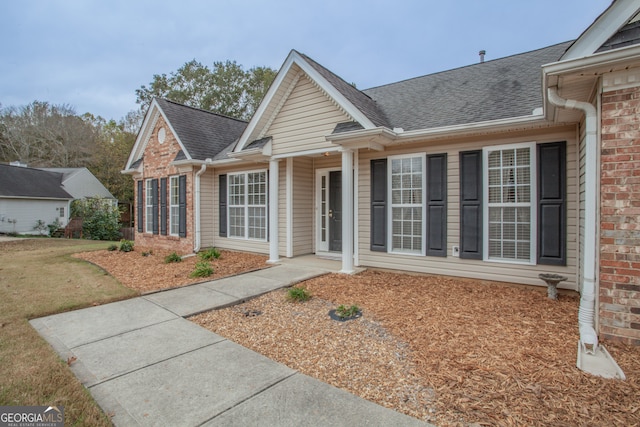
[599, 85, 640, 345]
[134, 115, 194, 254]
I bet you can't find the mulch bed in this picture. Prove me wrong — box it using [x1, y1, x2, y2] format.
[73, 248, 268, 293]
[192, 270, 640, 427]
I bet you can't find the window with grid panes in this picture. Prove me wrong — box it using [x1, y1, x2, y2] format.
[228, 171, 267, 240]
[389, 155, 425, 254]
[485, 144, 534, 262]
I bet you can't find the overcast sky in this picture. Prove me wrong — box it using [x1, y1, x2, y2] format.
[1, 0, 613, 121]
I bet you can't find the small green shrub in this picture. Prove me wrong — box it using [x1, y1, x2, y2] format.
[286, 286, 311, 302]
[47, 218, 63, 236]
[107, 244, 118, 251]
[142, 250, 153, 257]
[190, 261, 214, 278]
[199, 247, 221, 261]
[119, 239, 134, 252]
[335, 304, 360, 319]
[164, 252, 182, 263]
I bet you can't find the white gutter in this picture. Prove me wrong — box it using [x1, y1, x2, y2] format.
[547, 87, 599, 353]
[193, 161, 211, 253]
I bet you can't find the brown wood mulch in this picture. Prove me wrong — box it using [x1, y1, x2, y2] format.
[192, 270, 640, 427]
[73, 247, 268, 293]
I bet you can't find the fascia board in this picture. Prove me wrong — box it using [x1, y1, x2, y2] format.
[563, 0, 640, 60]
[293, 55, 376, 130]
[124, 99, 193, 169]
[125, 100, 159, 169]
[155, 106, 192, 160]
[544, 43, 640, 76]
[235, 51, 299, 152]
[235, 50, 375, 152]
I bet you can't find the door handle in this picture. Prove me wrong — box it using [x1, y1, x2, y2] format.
[329, 209, 333, 218]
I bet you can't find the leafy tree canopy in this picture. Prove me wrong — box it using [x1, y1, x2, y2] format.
[135, 60, 277, 120]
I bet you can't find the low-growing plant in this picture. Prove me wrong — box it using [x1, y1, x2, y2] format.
[335, 304, 361, 319]
[199, 247, 221, 260]
[164, 252, 182, 263]
[107, 244, 118, 251]
[142, 250, 153, 257]
[286, 286, 311, 302]
[119, 239, 134, 252]
[190, 261, 214, 278]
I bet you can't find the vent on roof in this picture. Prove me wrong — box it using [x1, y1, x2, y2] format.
[479, 50, 486, 63]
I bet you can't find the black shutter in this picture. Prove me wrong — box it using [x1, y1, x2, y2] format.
[459, 150, 483, 259]
[152, 179, 159, 235]
[137, 180, 143, 232]
[219, 174, 227, 237]
[160, 178, 167, 236]
[179, 175, 187, 238]
[370, 159, 387, 252]
[426, 153, 447, 257]
[537, 142, 566, 265]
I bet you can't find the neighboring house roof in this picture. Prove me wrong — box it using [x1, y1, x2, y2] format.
[362, 42, 572, 131]
[0, 164, 73, 199]
[38, 167, 115, 200]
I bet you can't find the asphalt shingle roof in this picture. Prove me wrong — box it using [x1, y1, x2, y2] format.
[299, 52, 391, 128]
[362, 41, 572, 131]
[155, 98, 248, 160]
[0, 164, 73, 199]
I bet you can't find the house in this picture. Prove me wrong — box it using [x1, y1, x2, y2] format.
[0, 163, 74, 234]
[124, 0, 640, 375]
[0, 164, 116, 235]
[37, 167, 117, 204]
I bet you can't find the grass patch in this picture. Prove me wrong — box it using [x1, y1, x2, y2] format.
[0, 239, 137, 426]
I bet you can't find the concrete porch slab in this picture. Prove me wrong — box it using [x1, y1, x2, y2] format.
[90, 340, 295, 427]
[29, 298, 177, 349]
[204, 372, 428, 426]
[70, 318, 225, 387]
[142, 284, 238, 317]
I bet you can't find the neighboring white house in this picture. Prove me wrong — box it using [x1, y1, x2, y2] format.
[0, 164, 115, 235]
[37, 167, 117, 204]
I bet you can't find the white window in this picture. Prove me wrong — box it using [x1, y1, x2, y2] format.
[169, 176, 180, 236]
[483, 143, 535, 263]
[388, 155, 425, 255]
[145, 179, 153, 233]
[58, 207, 65, 217]
[228, 171, 267, 240]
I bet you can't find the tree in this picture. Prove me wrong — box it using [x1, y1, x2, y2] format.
[0, 101, 98, 167]
[88, 115, 138, 204]
[135, 60, 277, 120]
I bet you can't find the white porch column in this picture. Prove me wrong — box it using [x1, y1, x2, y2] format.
[340, 148, 355, 274]
[268, 159, 280, 263]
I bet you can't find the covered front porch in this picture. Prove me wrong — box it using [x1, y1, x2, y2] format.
[265, 147, 359, 274]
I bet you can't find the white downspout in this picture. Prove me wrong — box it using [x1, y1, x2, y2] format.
[547, 87, 599, 353]
[193, 162, 209, 253]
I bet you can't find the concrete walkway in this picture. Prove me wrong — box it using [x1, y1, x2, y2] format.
[31, 261, 429, 426]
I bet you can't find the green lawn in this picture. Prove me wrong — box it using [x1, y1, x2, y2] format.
[0, 239, 137, 426]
